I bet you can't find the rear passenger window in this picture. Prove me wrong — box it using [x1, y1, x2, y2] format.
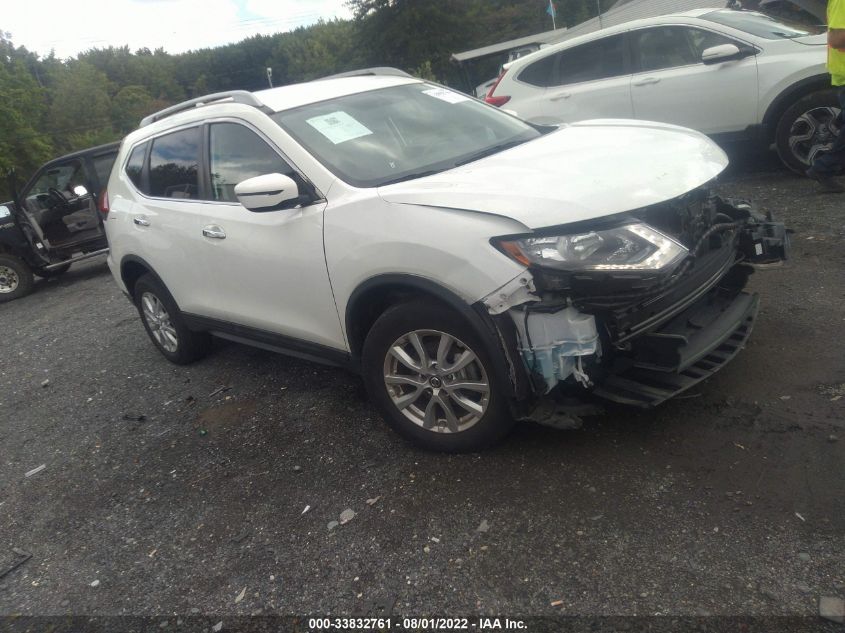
[125, 143, 147, 191]
[208, 123, 298, 203]
[519, 53, 557, 87]
[149, 128, 200, 199]
[555, 35, 627, 86]
[521, 36, 628, 88]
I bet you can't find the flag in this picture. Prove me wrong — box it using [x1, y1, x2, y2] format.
[546, 0, 556, 18]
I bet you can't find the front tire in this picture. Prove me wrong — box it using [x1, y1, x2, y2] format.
[134, 274, 211, 365]
[361, 299, 515, 452]
[775, 89, 842, 173]
[0, 255, 34, 303]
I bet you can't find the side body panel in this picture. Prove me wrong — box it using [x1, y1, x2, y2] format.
[187, 199, 345, 350]
[533, 75, 634, 126]
[755, 41, 828, 122]
[323, 186, 530, 347]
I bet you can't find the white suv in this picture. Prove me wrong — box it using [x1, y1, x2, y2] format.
[486, 9, 836, 173]
[104, 72, 787, 451]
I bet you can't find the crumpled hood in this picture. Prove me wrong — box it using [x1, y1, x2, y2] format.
[378, 119, 728, 229]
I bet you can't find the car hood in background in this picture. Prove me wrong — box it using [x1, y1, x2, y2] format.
[378, 119, 728, 230]
[792, 34, 828, 45]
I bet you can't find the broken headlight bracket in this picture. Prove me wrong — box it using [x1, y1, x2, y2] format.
[715, 197, 790, 264]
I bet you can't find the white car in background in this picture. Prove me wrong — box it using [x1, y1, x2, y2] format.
[485, 9, 836, 172]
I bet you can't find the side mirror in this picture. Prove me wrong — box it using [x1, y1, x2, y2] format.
[702, 44, 748, 65]
[73, 185, 89, 197]
[235, 173, 302, 212]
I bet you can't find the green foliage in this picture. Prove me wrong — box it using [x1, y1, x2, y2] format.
[112, 85, 155, 134]
[0, 31, 53, 199]
[48, 61, 114, 153]
[346, 0, 600, 84]
[413, 60, 437, 82]
[0, 1, 600, 198]
[271, 20, 363, 83]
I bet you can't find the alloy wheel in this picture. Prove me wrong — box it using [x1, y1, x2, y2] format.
[141, 291, 179, 353]
[0, 265, 20, 294]
[383, 329, 490, 434]
[789, 106, 842, 167]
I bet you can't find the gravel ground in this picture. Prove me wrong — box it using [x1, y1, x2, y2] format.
[0, 154, 843, 625]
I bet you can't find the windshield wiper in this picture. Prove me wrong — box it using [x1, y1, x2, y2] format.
[453, 139, 529, 168]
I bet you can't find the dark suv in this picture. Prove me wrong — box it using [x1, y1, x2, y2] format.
[0, 142, 119, 302]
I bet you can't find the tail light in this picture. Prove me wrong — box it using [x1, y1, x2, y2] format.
[485, 69, 511, 107]
[98, 190, 110, 218]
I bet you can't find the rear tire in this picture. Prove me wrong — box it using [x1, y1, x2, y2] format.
[775, 89, 842, 174]
[361, 299, 515, 452]
[134, 274, 211, 365]
[0, 255, 34, 303]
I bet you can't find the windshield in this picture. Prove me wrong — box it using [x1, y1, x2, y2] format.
[701, 9, 824, 39]
[272, 82, 540, 188]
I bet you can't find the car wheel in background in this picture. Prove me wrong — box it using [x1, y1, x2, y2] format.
[134, 274, 211, 365]
[362, 299, 515, 452]
[776, 89, 842, 174]
[0, 255, 34, 303]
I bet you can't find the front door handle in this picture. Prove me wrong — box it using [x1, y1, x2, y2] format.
[633, 77, 661, 86]
[202, 225, 226, 239]
[133, 216, 150, 227]
[550, 91, 571, 101]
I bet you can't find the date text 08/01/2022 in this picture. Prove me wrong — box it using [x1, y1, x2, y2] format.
[308, 617, 528, 630]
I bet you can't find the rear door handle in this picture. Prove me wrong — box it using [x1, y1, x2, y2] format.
[133, 216, 150, 227]
[633, 77, 661, 86]
[202, 225, 226, 239]
[550, 91, 571, 101]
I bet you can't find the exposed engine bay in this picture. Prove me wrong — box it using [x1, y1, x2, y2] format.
[484, 186, 790, 410]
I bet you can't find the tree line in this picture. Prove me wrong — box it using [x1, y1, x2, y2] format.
[0, 0, 599, 198]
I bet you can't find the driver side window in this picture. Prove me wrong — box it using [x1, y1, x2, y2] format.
[208, 123, 298, 203]
[24, 160, 85, 213]
[631, 26, 737, 72]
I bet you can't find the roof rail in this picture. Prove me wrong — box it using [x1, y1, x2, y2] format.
[139, 90, 268, 127]
[318, 67, 413, 81]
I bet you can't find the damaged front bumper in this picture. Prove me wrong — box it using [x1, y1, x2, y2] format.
[484, 194, 789, 412]
[591, 286, 759, 407]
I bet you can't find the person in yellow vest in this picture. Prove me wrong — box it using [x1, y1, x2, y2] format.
[807, 0, 845, 192]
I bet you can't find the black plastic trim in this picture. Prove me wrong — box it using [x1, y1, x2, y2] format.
[593, 291, 760, 408]
[761, 74, 832, 131]
[119, 254, 168, 299]
[613, 243, 738, 343]
[182, 313, 351, 368]
[345, 274, 532, 401]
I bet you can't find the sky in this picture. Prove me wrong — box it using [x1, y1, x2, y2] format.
[3, 0, 353, 59]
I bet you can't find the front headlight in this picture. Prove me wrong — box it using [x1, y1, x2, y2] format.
[496, 223, 688, 272]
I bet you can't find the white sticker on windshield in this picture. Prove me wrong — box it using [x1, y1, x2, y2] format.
[306, 111, 373, 145]
[422, 87, 470, 104]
